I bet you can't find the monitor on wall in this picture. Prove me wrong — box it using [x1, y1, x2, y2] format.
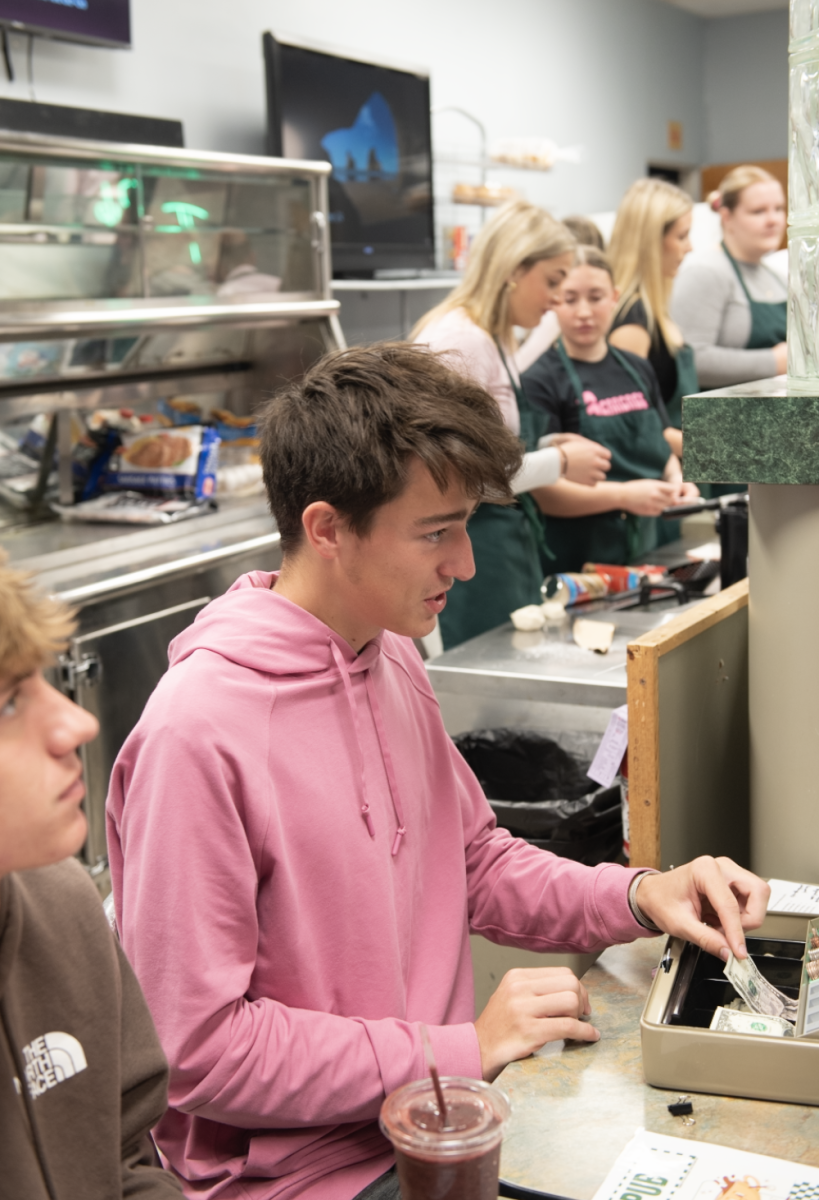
[0, 0, 131, 49]
[264, 32, 434, 278]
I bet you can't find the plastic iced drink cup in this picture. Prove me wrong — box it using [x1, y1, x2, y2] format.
[379, 1076, 510, 1200]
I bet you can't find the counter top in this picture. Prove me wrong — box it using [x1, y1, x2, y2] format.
[0, 498, 278, 601]
[682, 376, 819, 484]
[498, 938, 819, 1197]
[427, 602, 702, 709]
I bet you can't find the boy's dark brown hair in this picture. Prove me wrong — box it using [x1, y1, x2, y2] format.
[258, 342, 524, 554]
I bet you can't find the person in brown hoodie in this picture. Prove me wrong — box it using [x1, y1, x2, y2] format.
[0, 554, 181, 1199]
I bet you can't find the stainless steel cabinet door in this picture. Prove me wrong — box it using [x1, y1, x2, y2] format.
[64, 596, 210, 868]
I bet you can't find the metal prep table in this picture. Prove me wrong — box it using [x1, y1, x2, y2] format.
[427, 600, 705, 757]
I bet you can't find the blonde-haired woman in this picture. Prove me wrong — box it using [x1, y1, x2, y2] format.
[671, 165, 787, 388]
[414, 199, 610, 649]
[607, 178, 696, 450]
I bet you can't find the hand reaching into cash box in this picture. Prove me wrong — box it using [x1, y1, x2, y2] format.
[634, 857, 770, 963]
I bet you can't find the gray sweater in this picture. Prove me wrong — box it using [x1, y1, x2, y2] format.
[670, 246, 787, 388]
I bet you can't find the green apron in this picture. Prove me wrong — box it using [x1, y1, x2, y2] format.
[723, 242, 787, 349]
[702, 244, 788, 498]
[543, 341, 672, 572]
[665, 342, 698, 430]
[438, 342, 552, 651]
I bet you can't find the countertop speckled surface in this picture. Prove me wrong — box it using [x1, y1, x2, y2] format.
[497, 939, 819, 1197]
[682, 378, 819, 484]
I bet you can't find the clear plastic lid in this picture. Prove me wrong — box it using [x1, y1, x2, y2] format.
[379, 1077, 510, 1160]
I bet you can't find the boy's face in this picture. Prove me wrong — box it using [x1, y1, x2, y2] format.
[0, 671, 98, 875]
[336, 457, 478, 643]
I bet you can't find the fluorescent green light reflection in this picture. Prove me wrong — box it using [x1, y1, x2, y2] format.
[189, 242, 202, 264]
[94, 178, 138, 228]
[161, 201, 209, 230]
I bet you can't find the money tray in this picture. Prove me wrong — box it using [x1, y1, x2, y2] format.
[641, 928, 819, 1106]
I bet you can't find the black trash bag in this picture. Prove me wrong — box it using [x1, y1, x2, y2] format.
[454, 728, 622, 866]
[453, 728, 592, 804]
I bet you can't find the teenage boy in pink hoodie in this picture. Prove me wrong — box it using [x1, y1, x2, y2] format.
[107, 344, 768, 1200]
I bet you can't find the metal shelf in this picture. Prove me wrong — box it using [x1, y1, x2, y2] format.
[0, 296, 339, 342]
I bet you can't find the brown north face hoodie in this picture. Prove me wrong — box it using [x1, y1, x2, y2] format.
[0, 857, 181, 1199]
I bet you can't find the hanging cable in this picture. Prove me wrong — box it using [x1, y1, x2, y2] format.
[1, 29, 13, 83]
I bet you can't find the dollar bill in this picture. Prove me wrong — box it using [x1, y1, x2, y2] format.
[710, 1005, 794, 1037]
[724, 951, 798, 1021]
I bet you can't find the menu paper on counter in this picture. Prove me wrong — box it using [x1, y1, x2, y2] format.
[767, 880, 819, 916]
[587, 704, 628, 789]
[592, 1129, 819, 1200]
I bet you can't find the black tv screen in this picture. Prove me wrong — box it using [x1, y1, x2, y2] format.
[264, 33, 434, 277]
[0, 0, 131, 48]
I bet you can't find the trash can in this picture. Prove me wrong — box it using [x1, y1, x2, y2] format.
[454, 727, 621, 866]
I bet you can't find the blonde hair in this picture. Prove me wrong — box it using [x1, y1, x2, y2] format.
[0, 553, 75, 681]
[571, 243, 614, 283]
[708, 164, 779, 213]
[562, 215, 605, 251]
[413, 199, 576, 345]
[608, 178, 692, 353]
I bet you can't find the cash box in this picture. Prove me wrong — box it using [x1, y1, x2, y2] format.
[641, 920, 819, 1107]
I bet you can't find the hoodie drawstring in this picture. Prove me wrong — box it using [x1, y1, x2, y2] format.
[330, 641, 375, 839]
[330, 640, 407, 854]
[364, 673, 407, 856]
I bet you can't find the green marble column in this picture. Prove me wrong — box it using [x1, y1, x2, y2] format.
[684, 378, 819, 882]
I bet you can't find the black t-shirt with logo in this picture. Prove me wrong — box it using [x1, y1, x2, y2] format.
[521, 344, 671, 483]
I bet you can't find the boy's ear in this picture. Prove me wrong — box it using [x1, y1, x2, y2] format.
[301, 501, 345, 561]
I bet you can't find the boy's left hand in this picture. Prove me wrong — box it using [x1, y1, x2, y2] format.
[634, 857, 770, 962]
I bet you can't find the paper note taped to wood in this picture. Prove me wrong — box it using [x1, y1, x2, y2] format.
[573, 617, 615, 654]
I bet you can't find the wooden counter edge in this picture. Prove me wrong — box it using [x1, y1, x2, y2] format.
[626, 579, 749, 868]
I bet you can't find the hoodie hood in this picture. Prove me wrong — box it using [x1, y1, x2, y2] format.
[169, 571, 405, 855]
[168, 570, 380, 678]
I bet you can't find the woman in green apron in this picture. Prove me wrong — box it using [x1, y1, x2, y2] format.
[522, 246, 699, 572]
[413, 200, 611, 649]
[607, 178, 698, 465]
[670, 165, 787, 496]
[671, 164, 787, 389]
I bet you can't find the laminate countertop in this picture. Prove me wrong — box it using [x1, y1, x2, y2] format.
[497, 938, 819, 1197]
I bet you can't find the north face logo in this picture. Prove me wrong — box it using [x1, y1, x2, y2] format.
[22, 1032, 87, 1099]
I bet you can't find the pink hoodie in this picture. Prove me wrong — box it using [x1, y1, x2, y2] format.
[107, 572, 653, 1200]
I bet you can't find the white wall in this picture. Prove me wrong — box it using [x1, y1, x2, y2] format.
[0, 0, 705, 216]
[703, 9, 788, 164]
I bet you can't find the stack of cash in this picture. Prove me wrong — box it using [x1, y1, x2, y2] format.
[709, 1006, 794, 1037]
[723, 951, 798, 1022]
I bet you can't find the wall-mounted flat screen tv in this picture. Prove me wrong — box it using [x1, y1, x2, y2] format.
[0, 0, 131, 49]
[264, 32, 434, 278]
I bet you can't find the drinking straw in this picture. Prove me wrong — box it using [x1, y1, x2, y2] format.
[419, 1022, 450, 1129]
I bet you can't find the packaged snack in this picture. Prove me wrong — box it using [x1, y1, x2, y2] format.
[105, 426, 219, 500]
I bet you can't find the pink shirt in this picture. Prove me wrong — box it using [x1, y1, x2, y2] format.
[107, 572, 653, 1200]
[415, 307, 521, 435]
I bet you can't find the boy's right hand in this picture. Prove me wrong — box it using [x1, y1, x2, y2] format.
[623, 479, 678, 516]
[473, 967, 599, 1083]
[559, 436, 612, 486]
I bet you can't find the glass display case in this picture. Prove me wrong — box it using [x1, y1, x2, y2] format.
[0, 131, 340, 419]
[0, 133, 343, 880]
